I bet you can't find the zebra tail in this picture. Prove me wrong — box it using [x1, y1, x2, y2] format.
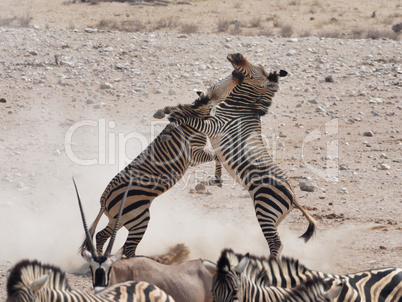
[293, 199, 317, 242]
[79, 205, 105, 255]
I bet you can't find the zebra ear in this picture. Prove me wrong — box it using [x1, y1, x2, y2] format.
[323, 279, 343, 300]
[203, 260, 218, 276]
[235, 254, 249, 274]
[30, 273, 50, 293]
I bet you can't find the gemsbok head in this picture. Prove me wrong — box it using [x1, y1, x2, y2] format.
[73, 177, 132, 293]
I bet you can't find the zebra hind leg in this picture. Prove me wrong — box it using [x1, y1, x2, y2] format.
[95, 225, 114, 256]
[255, 213, 283, 258]
[123, 209, 151, 258]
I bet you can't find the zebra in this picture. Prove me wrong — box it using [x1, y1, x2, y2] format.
[78, 70, 244, 290]
[222, 249, 402, 302]
[203, 250, 343, 302]
[158, 53, 316, 258]
[6, 259, 175, 302]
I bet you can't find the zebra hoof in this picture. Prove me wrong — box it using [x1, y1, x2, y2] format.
[208, 179, 223, 188]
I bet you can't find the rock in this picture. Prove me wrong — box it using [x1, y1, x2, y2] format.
[378, 163, 391, 170]
[100, 83, 113, 89]
[195, 182, 206, 192]
[299, 181, 317, 192]
[325, 75, 334, 82]
[337, 188, 349, 194]
[392, 22, 402, 33]
[363, 131, 374, 137]
[0, 98, 6, 103]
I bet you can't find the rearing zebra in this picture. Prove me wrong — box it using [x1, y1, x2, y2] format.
[223, 249, 402, 302]
[203, 250, 343, 302]
[6, 259, 175, 302]
[159, 53, 316, 258]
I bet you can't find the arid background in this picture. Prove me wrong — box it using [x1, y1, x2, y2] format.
[0, 0, 401, 298]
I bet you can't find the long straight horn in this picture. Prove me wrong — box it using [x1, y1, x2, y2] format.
[104, 177, 133, 257]
[73, 177, 98, 257]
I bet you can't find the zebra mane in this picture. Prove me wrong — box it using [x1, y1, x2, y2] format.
[166, 94, 211, 122]
[7, 259, 71, 297]
[215, 250, 234, 281]
[221, 248, 308, 277]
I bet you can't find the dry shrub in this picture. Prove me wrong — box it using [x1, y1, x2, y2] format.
[0, 14, 32, 28]
[318, 30, 342, 39]
[280, 24, 293, 37]
[180, 23, 198, 34]
[288, 0, 301, 5]
[299, 30, 312, 37]
[258, 27, 274, 37]
[249, 16, 261, 28]
[96, 19, 145, 32]
[229, 20, 242, 35]
[217, 18, 230, 32]
[153, 17, 178, 30]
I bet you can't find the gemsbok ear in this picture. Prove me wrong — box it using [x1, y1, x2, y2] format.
[203, 260, 218, 275]
[111, 247, 124, 263]
[82, 250, 93, 263]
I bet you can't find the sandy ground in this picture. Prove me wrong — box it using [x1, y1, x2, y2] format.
[1, 0, 401, 299]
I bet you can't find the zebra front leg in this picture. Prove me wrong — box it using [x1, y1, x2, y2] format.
[123, 207, 151, 258]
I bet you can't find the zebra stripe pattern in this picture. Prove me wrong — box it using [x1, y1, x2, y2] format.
[223, 249, 402, 301]
[6, 259, 175, 302]
[160, 54, 316, 258]
[203, 250, 342, 302]
[80, 71, 244, 261]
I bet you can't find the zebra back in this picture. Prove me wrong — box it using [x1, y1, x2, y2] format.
[221, 249, 402, 302]
[205, 251, 342, 302]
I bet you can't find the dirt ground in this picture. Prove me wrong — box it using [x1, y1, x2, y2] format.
[0, 0, 401, 299]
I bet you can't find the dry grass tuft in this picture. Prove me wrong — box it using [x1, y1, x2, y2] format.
[180, 23, 198, 34]
[217, 18, 230, 32]
[0, 14, 32, 28]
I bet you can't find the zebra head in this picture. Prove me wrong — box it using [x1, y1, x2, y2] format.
[7, 259, 71, 301]
[204, 251, 250, 302]
[73, 177, 132, 293]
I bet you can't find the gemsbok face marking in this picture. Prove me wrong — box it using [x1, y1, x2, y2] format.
[74, 176, 132, 292]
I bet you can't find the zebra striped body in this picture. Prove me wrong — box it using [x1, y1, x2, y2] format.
[161, 69, 315, 258]
[204, 251, 342, 302]
[7, 259, 174, 302]
[82, 69, 244, 259]
[224, 249, 402, 302]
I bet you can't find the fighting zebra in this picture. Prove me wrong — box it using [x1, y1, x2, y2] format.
[6, 259, 175, 302]
[158, 53, 316, 258]
[203, 250, 343, 302]
[223, 249, 402, 302]
[78, 71, 244, 290]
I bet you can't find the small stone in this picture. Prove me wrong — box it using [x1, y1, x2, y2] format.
[299, 181, 317, 192]
[325, 75, 334, 83]
[100, 83, 113, 89]
[337, 188, 349, 194]
[363, 131, 374, 137]
[379, 163, 391, 170]
[195, 182, 206, 192]
[0, 98, 6, 103]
